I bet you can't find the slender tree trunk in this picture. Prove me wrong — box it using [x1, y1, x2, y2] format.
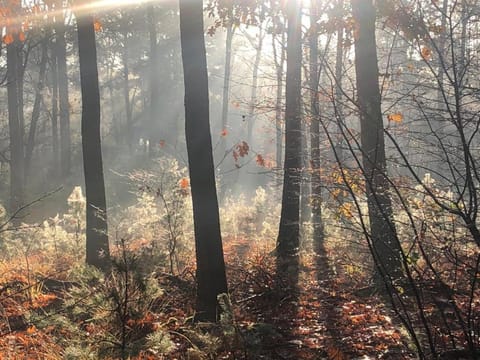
[109, 83, 119, 145]
[432, 0, 449, 179]
[50, 38, 59, 174]
[25, 39, 48, 177]
[221, 21, 234, 141]
[352, 0, 403, 281]
[277, 0, 303, 259]
[121, 26, 133, 148]
[7, 35, 25, 213]
[76, 7, 110, 270]
[55, 10, 71, 178]
[334, 0, 345, 167]
[247, 28, 263, 146]
[437, 0, 448, 109]
[218, 19, 234, 203]
[309, 0, 324, 244]
[17, 43, 24, 151]
[272, 28, 286, 180]
[179, 0, 228, 322]
[148, 6, 159, 155]
[458, 0, 468, 82]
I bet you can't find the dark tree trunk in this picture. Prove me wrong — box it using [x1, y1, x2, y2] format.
[25, 38, 48, 177]
[76, 8, 110, 270]
[7, 35, 25, 213]
[179, 0, 228, 322]
[277, 0, 303, 259]
[309, 0, 324, 244]
[55, 12, 71, 178]
[351, 0, 403, 280]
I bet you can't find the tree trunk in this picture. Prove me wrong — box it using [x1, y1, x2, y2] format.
[277, 0, 303, 259]
[121, 25, 133, 148]
[76, 7, 110, 270]
[272, 26, 286, 184]
[247, 28, 263, 146]
[7, 34, 25, 213]
[179, 0, 228, 322]
[50, 34, 59, 173]
[25, 38, 48, 177]
[55, 10, 71, 178]
[334, 0, 345, 167]
[309, 0, 324, 244]
[221, 21, 234, 142]
[351, 0, 403, 281]
[148, 6, 159, 155]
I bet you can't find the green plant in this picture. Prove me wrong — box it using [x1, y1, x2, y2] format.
[126, 157, 193, 274]
[62, 239, 171, 359]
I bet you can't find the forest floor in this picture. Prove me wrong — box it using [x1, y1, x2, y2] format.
[0, 236, 417, 359]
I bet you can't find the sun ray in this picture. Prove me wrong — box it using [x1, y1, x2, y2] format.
[3, 0, 165, 31]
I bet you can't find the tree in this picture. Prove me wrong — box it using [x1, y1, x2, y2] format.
[309, 0, 324, 245]
[25, 37, 48, 178]
[271, 15, 286, 177]
[50, 29, 60, 173]
[148, 5, 159, 155]
[54, 0, 71, 178]
[76, 2, 110, 270]
[178, 0, 228, 322]
[117, 10, 136, 149]
[351, 0, 403, 281]
[277, 0, 303, 261]
[333, 0, 345, 167]
[7, 30, 25, 213]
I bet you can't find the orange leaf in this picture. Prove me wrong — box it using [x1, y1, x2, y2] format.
[18, 31, 25, 42]
[94, 19, 102, 32]
[421, 46, 431, 60]
[179, 177, 189, 189]
[3, 33, 13, 45]
[256, 154, 265, 167]
[220, 128, 228, 137]
[387, 113, 403, 123]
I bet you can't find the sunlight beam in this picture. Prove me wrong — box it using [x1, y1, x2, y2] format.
[5, 0, 165, 31]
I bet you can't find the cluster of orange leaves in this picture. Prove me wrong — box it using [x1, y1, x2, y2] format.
[232, 141, 249, 162]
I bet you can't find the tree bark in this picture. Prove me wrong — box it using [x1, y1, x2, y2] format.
[272, 28, 286, 174]
[50, 45, 59, 175]
[76, 7, 110, 270]
[121, 24, 133, 148]
[352, 0, 403, 281]
[334, 0, 345, 167]
[25, 38, 48, 177]
[247, 28, 263, 146]
[55, 8, 71, 178]
[179, 0, 228, 322]
[221, 20, 234, 143]
[309, 0, 324, 244]
[277, 0, 302, 259]
[148, 6, 159, 155]
[7, 34, 25, 213]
